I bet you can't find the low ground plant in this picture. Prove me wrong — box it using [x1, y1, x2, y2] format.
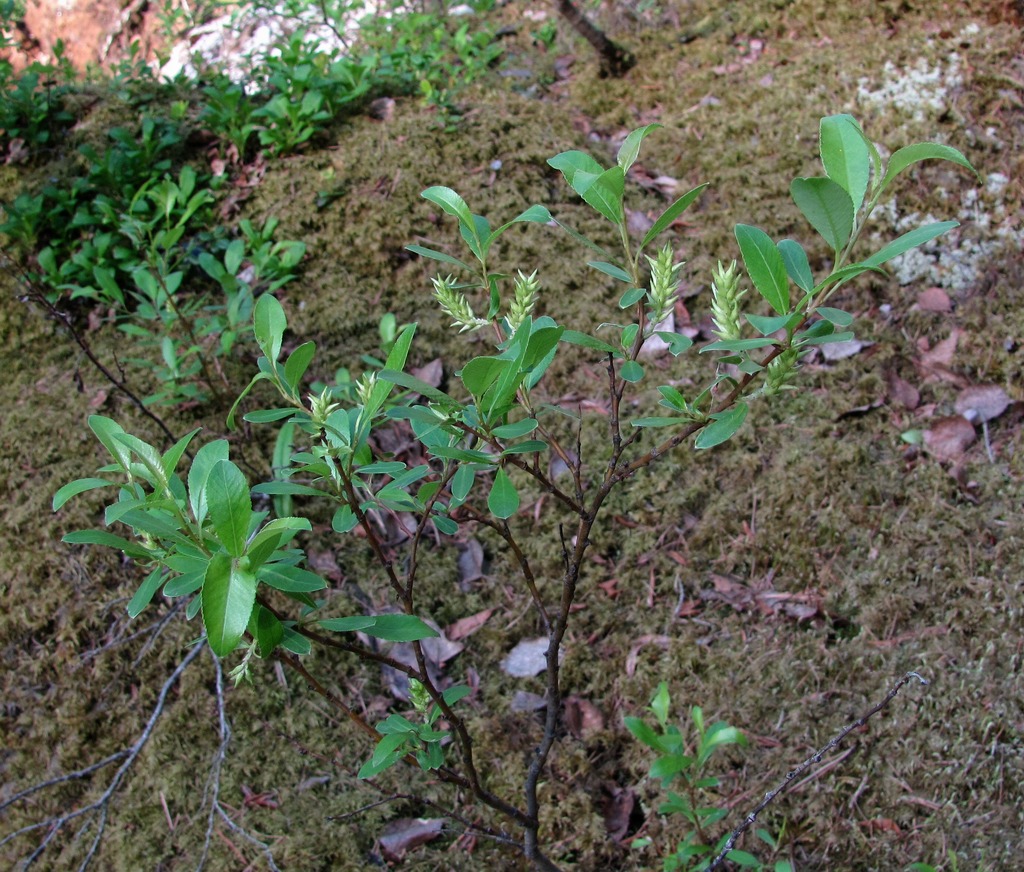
[2, 106, 305, 407]
[49, 115, 975, 869]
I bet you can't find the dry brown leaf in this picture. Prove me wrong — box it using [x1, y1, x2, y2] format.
[564, 696, 604, 740]
[886, 371, 920, 410]
[368, 96, 395, 121]
[410, 358, 443, 388]
[457, 539, 486, 588]
[923, 415, 976, 461]
[377, 818, 444, 862]
[625, 634, 671, 677]
[917, 287, 953, 312]
[626, 208, 654, 237]
[420, 626, 464, 667]
[820, 338, 869, 362]
[511, 691, 546, 712]
[954, 385, 1010, 423]
[446, 608, 494, 641]
[5, 137, 29, 164]
[602, 785, 637, 842]
[919, 329, 960, 368]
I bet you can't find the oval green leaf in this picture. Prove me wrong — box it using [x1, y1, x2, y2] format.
[488, 466, 519, 519]
[695, 403, 748, 449]
[734, 225, 789, 315]
[202, 552, 257, 657]
[206, 460, 252, 558]
[790, 177, 855, 252]
[820, 114, 871, 214]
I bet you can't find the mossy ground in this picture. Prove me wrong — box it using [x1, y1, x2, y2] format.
[2, 1, 1022, 869]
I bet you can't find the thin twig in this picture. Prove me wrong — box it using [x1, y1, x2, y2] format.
[9, 266, 181, 449]
[196, 646, 230, 871]
[707, 672, 930, 870]
[1, 642, 205, 869]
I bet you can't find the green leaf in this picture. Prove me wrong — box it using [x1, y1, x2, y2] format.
[547, 149, 606, 189]
[798, 329, 854, 347]
[631, 417, 682, 428]
[777, 239, 813, 292]
[589, 261, 633, 282]
[202, 552, 257, 656]
[812, 262, 887, 292]
[624, 716, 661, 750]
[88, 415, 132, 472]
[127, 567, 166, 618]
[734, 225, 789, 315]
[378, 369, 459, 406]
[164, 571, 204, 598]
[246, 517, 311, 566]
[651, 681, 670, 728]
[620, 360, 645, 382]
[161, 428, 200, 480]
[251, 481, 328, 497]
[253, 294, 286, 362]
[697, 722, 748, 766]
[205, 460, 252, 558]
[366, 323, 416, 419]
[432, 514, 458, 535]
[284, 341, 317, 392]
[501, 440, 548, 455]
[258, 563, 326, 592]
[442, 685, 472, 705]
[579, 166, 625, 225]
[745, 313, 797, 336]
[640, 184, 709, 249]
[819, 114, 871, 214]
[700, 337, 777, 353]
[404, 244, 474, 273]
[252, 604, 284, 657]
[619, 287, 645, 308]
[552, 218, 614, 259]
[492, 418, 538, 439]
[319, 614, 439, 641]
[332, 504, 358, 533]
[244, 408, 297, 423]
[451, 465, 475, 504]
[53, 478, 114, 511]
[695, 403, 748, 449]
[421, 185, 475, 230]
[620, 323, 639, 351]
[790, 177, 855, 251]
[280, 625, 311, 655]
[650, 755, 689, 782]
[485, 204, 553, 249]
[111, 432, 167, 489]
[227, 371, 274, 431]
[862, 221, 959, 268]
[560, 330, 620, 355]
[225, 238, 245, 275]
[880, 142, 978, 194]
[816, 306, 853, 326]
[653, 332, 693, 356]
[617, 123, 661, 172]
[488, 467, 519, 519]
[62, 528, 153, 560]
[461, 356, 510, 403]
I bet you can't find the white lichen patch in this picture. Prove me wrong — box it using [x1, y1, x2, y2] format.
[856, 54, 963, 122]
[873, 171, 1016, 292]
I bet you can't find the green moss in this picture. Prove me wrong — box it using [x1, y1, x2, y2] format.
[3, 1, 1023, 869]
